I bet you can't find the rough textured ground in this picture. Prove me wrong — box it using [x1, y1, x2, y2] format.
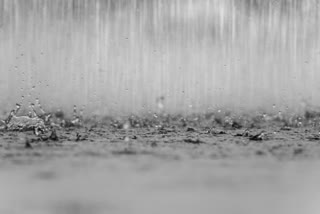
[1, 120, 320, 214]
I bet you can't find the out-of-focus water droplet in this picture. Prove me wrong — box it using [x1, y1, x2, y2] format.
[73, 105, 77, 116]
[80, 105, 85, 117]
[156, 96, 165, 111]
[123, 121, 130, 130]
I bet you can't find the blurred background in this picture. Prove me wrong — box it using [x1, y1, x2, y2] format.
[0, 0, 319, 116]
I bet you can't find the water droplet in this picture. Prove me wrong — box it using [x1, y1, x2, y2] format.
[123, 121, 130, 130]
[156, 96, 165, 110]
[73, 105, 77, 114]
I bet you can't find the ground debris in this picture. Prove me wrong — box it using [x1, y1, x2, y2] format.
[49, 129, 59, 141]
[75, 132, 88, 142]
[306, 134, 320, 141]
[280, 126, 292, 131]
[249, 131, 266, 141]
[206, 128, 226, 135]
[186, 127, 196, 132]
[183, 138, 205, 144]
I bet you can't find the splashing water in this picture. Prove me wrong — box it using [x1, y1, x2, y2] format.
[0, 0, 319, 116]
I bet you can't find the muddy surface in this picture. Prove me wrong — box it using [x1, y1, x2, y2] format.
[1, 118, 320, 214]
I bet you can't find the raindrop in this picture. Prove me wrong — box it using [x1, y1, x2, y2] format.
[73, 105, 77, 118]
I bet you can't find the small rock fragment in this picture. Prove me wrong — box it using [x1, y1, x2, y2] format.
[249, 132, 265, 141]
[183, 138, 205, 144]
[186, 127, 196, 132]
[49, 129, 59, 141]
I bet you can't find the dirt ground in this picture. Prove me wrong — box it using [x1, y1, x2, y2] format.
[1, 120, 320, 214]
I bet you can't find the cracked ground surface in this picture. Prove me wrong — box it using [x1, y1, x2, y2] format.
[1, 125, 320, 214]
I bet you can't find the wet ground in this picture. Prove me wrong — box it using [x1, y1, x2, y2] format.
[1, 114, 320, 214]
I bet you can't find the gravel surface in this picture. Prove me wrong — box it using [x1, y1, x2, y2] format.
[1, 122, 320, 214]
